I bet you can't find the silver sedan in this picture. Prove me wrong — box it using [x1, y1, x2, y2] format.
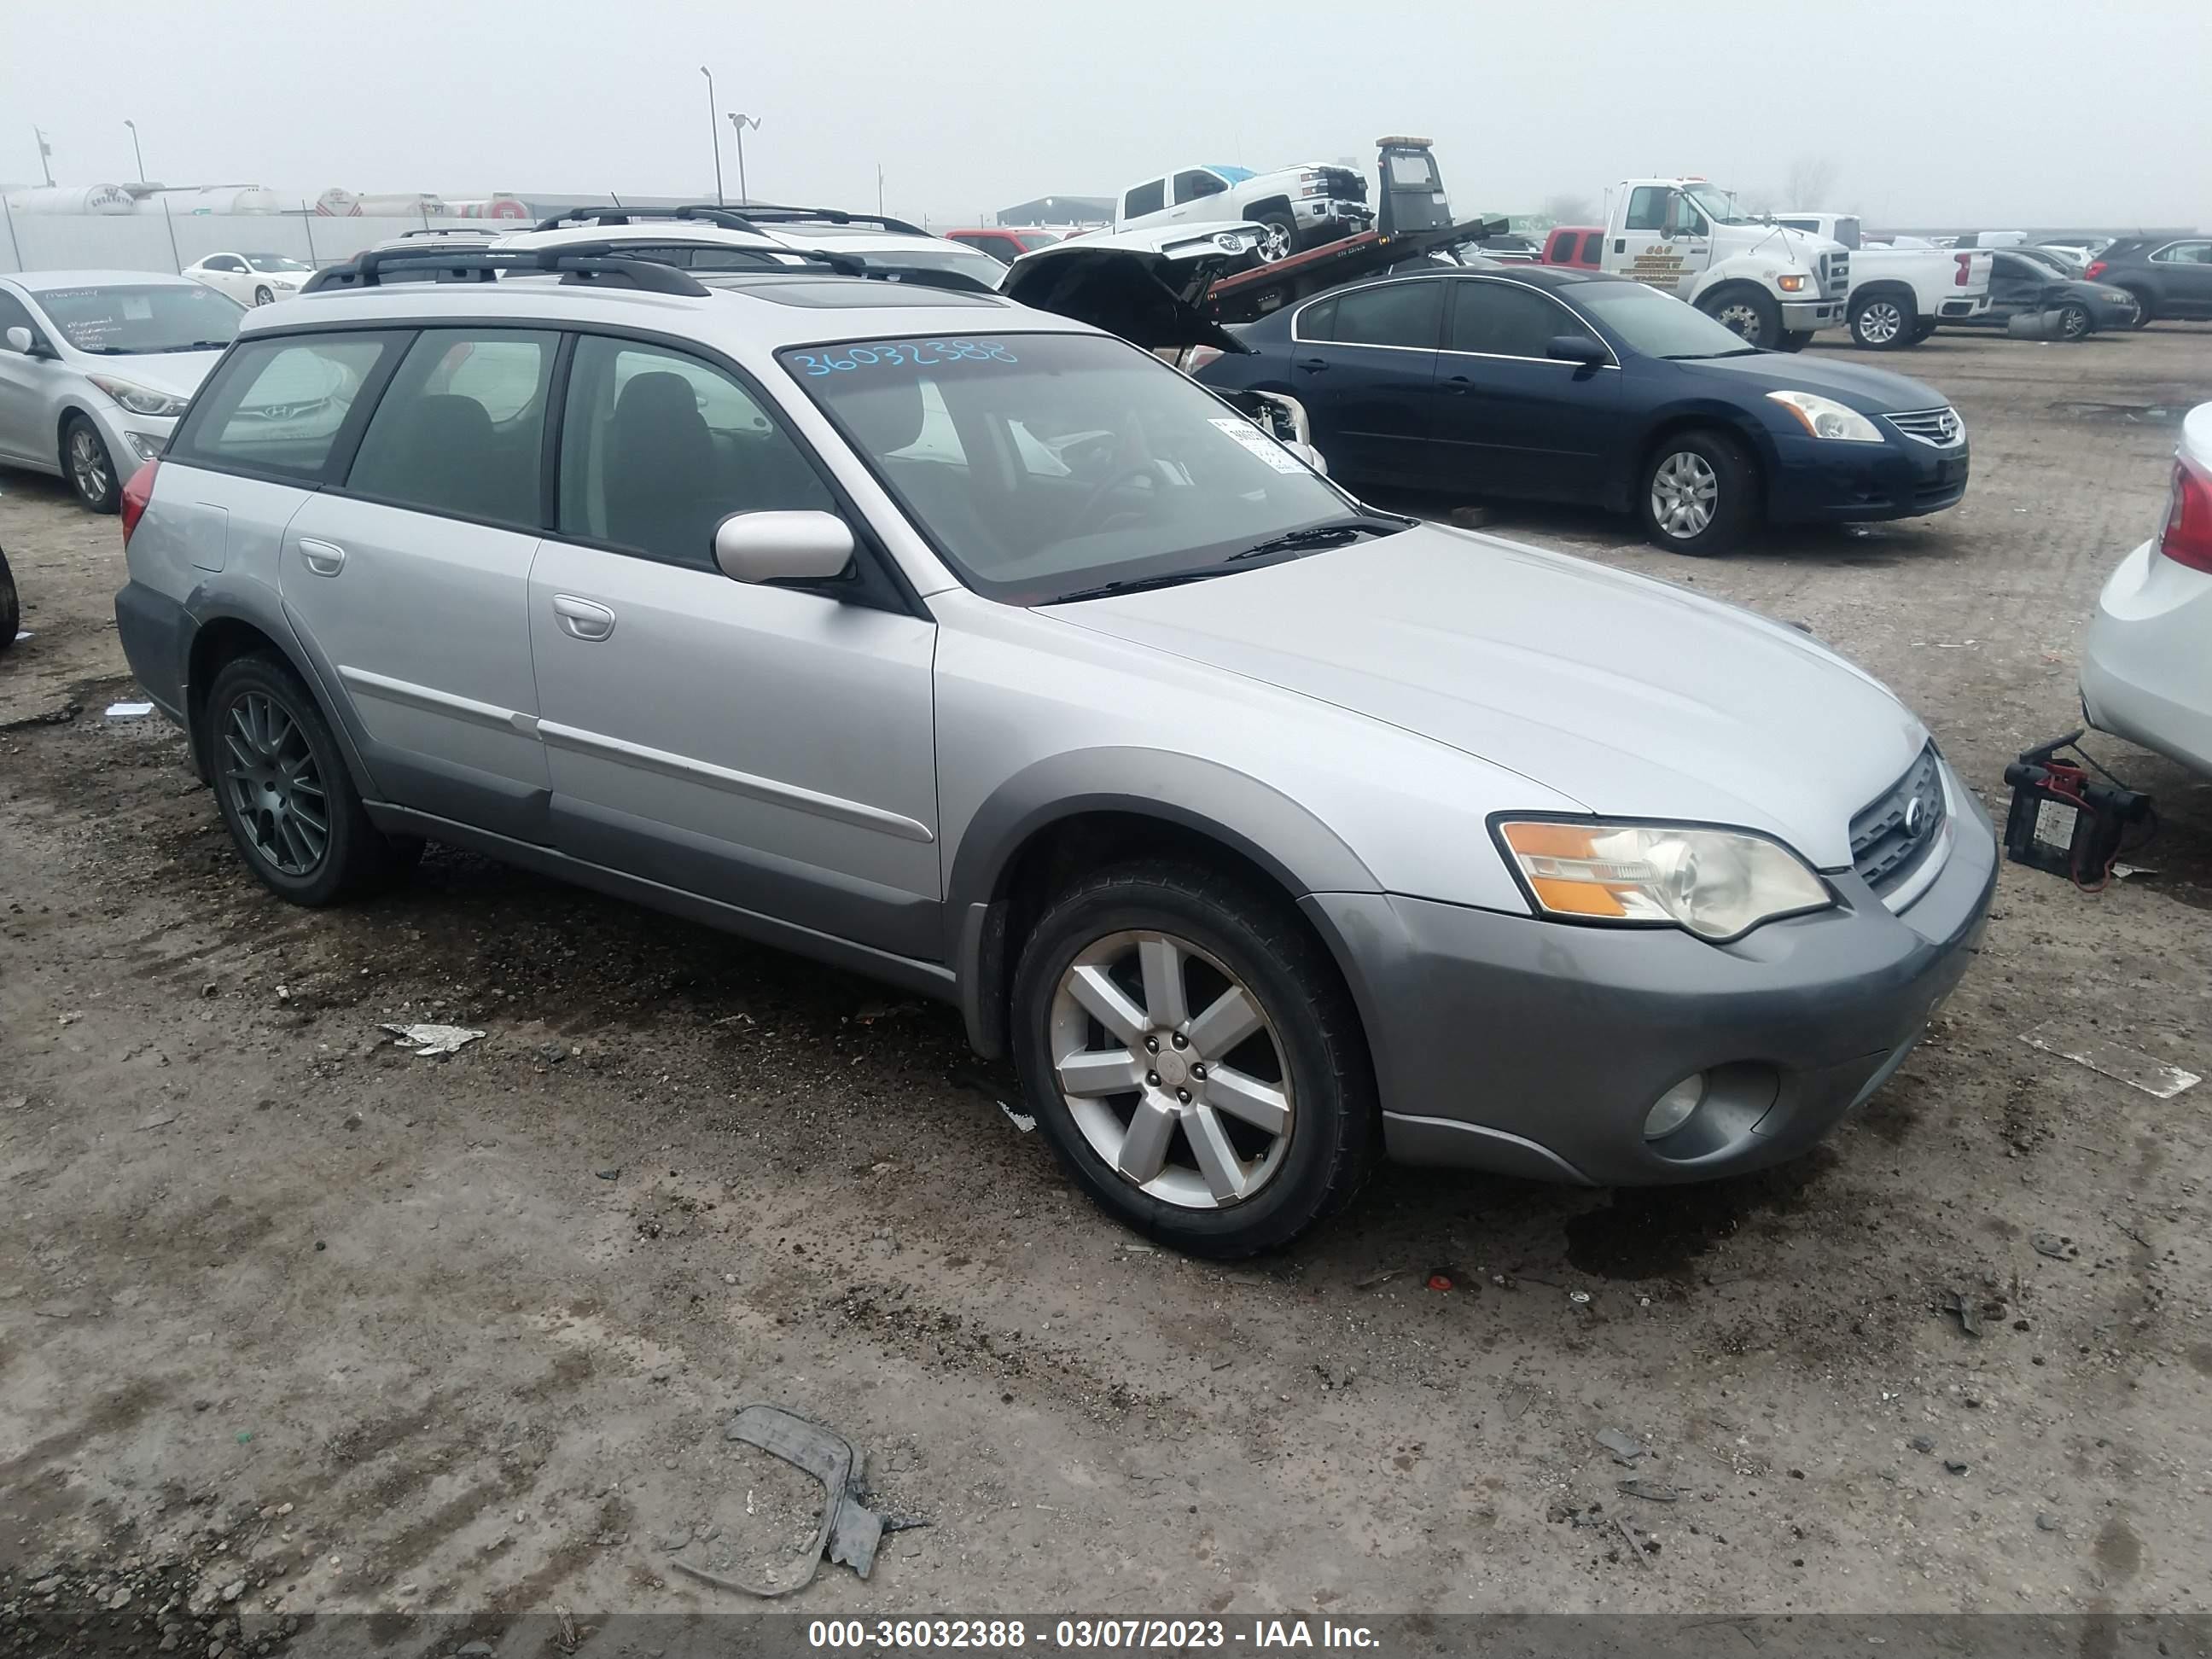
[0, 270, 242, 511]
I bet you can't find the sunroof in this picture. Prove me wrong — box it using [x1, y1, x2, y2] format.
[716, 279, 1004, 309]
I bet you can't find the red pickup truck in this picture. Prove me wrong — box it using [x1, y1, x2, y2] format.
[1541, 225, 1605, 269]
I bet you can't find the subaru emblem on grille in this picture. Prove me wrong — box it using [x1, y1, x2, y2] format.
[1903, 796, 1927, 836]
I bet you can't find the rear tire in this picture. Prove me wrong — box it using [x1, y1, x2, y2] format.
[61, 415, 119, 514]
[2057, 301, 2093, 341]
[1010, 860, 1377, 1258]
[1698, 285, 1782, 348]
[1639, 428, 1756, 555]
[201, 653, 411, 907]
[1907, 318, 1940, 344]
[1849, 292, 1914, 349]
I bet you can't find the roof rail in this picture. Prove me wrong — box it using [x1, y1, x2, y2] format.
[300, 246, 711, 296]
[718, 203, 929, 237]
[701, 264, 1001, 299]
[396, 225, 502, 241]
[533, 205, 765, 235]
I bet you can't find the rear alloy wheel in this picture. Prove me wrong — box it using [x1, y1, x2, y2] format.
[1639, 429, 1755, 555]
[1851, 294, 1912, 349]
[1255, 214, 1296, 265]
[1700, 286, 1782, 349]
[1011, 862, 1375, 1256]
[203, 653, 412, 906]
[2057, 301, 2093, 341]
[62, 416, 119, 513]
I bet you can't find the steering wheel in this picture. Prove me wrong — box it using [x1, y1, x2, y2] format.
[1072, 464, 1161, 536]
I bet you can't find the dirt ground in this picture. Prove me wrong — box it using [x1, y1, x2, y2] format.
[3, 325, 2209, 1642]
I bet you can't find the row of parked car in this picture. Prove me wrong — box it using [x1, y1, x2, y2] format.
[2, 194, 2199, 1257]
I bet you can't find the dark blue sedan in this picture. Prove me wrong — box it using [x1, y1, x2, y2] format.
[1194, 266, 1969, 553]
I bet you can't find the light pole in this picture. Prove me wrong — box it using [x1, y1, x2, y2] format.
[727, 113, 760, 207]
[124, 119, 146, 183]
[698, 67, 724, 207]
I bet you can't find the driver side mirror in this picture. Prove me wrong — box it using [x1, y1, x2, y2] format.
[1546, 335, 1607, 367]
[713, 510, 856, 586]
[4, 325, 40, 356]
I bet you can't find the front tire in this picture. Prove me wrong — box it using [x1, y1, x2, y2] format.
[61, 416, 119, 513]
[253, 284, 274, 306]
[1639, 428, 1756, 555]
[1010, 861, 1377, 1257]
[1697, 285, 1782, 348]
[1849, 292, 1914, 349]
[201, 653, 410, 906]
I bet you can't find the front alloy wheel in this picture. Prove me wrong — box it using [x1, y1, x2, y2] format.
[1050, 929, 1294, 1210]
[65, 419, 118, 513]
[218, 689, 330, 877]
[1650, 450, 1719, 541]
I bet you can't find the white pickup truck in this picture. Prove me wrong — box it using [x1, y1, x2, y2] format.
[1598, 178, 1850, 351]
[1776, 211, 1994, 348]
[1115, 161, 1374, 264]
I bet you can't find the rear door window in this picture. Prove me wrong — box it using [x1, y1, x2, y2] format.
[344, 329, 557, 529]
[1329, 281, 1443, 349]
[1124, 179, 1165, 218]
[171, 332, 401, 481]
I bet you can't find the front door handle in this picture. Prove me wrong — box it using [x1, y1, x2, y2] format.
[1295, 357, 1330, 373]
[1444, 374, 1473, 394]
[298, 538, 346, 577]
[552, 594, 615, 642]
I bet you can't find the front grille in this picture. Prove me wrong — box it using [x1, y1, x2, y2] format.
[1884, 405, 1965, 448]
[1316, 167, 1367, 203]
[1819, 251, 1851, 300]
[1850, 746, 1948, 895]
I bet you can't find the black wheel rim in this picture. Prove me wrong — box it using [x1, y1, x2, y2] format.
[2062, 306, 2088, 339]
[219, 690, 329, 876]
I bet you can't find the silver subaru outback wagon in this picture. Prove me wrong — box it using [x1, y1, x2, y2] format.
[114, 250, 1996, 1256]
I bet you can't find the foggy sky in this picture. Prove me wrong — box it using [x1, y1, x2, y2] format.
[5, 0, 2205, 230]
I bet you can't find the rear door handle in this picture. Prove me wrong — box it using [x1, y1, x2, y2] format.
[1295, 357, 1330, 373]
[552, 594, 615, 642]
[298, 538, 346, 577]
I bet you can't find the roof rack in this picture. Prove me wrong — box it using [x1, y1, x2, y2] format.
[532, 205, 766, 234]
[300, 245, 710, 296]
[716, 203, 929, 237]
[395, 225, 503, 241]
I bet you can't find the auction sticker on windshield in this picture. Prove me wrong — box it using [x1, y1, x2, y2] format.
[1208, 416, 1306, 474]
[788, 340, 1020, 375]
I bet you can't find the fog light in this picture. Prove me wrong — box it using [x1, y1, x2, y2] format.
[125, 431, 163, 462]
[1644, 1073, 1707, 1140]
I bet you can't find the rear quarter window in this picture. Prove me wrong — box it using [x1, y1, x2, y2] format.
[170, 331, 403, 482]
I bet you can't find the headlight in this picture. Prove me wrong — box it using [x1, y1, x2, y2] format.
[1495, 819, 1832, 942]
[1766, 389, 1883, 443]
[1776, 274, 1807, 292]
[88, 375, 189, 418]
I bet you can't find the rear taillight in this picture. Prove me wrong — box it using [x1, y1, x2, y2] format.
[2084, 259, 2108, 282]
[2158, 454, 2212, 574]
[120, 458, 157, 545]
[1953, 253, 1973, 287]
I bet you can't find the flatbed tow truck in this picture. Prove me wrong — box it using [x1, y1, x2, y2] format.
[1205, 213, 1508, 324]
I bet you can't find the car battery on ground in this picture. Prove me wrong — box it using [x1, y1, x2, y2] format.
[2001, 731, 2155, 890]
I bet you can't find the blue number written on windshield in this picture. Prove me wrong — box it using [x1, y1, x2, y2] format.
[790, 341, 1020, 375]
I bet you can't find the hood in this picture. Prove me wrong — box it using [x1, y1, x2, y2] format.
[1002, 223, 1267, 354]
[76, 349, 224, 401]
[1664, 349, 1948, 414]
[1052, 525, 1926, 869]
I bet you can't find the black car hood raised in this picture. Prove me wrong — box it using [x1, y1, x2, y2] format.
[1662, 349, 1949, 413]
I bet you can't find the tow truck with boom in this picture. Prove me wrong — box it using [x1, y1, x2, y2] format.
[1598, 178, 1851, 351]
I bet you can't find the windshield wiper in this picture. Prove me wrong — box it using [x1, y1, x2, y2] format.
[1045, 568, 1241, 605]
[1225, 519, 1398, 562]
[1662, 346, 1762, 359]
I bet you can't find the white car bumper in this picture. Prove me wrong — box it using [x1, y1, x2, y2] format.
[2080, 538, 2212, 777]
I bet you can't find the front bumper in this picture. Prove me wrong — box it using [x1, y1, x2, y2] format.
[2081, 538, 2212, 777]
[1766, 429, 1969, 522]
[82, 402, 176, 469]
[1305, 772, 1998, 1188]
[1293, 197, 1373, 235]
[1779, 297, 1845, 331]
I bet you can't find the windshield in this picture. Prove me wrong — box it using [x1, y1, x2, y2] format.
[242, 253, 311, 273]
[1569, 281, 1757, 359]
[32, 282, 244, 355]
[1680, 184, 1756, 227]
[781, 332, 1378, 603]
